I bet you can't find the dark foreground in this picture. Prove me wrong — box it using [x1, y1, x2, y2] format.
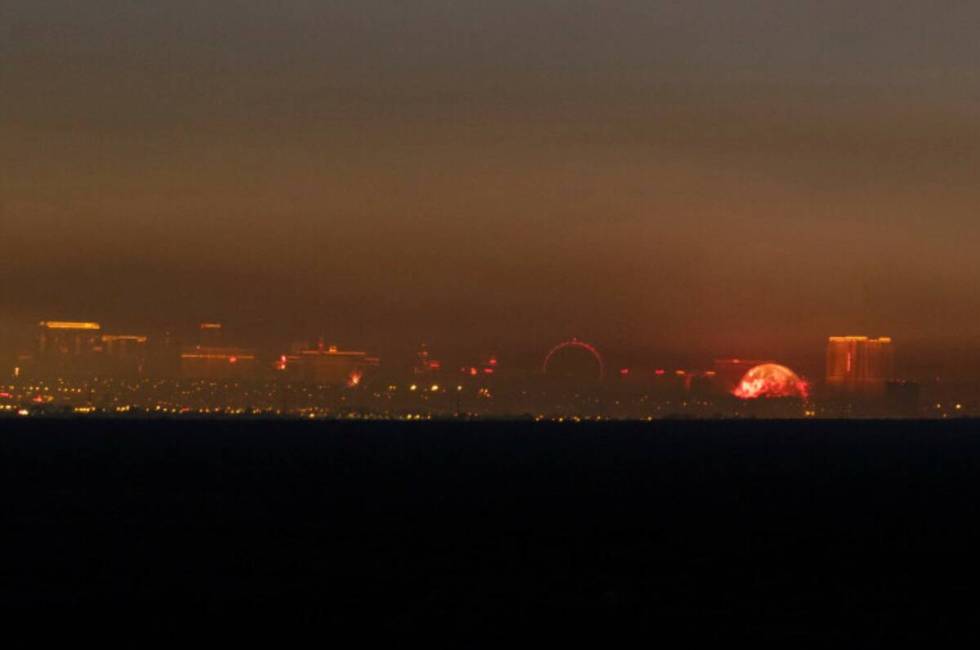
[3, 417, 980, 638]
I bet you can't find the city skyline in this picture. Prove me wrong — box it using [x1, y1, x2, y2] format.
[5, 2, 980, 380]
[6, 3, 980, 635]
[10, 316, 907, 381]
[0, 316, 948, 419]
[4, 311, 976, 386]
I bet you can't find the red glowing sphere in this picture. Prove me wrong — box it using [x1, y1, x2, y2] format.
[733, 363, 808, 400]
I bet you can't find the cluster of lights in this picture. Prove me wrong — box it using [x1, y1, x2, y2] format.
[5, 354, 960, 419]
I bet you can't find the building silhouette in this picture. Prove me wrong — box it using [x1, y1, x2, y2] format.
[826, 336, 894, 396]
[35, 321, 103, 377]
[101, 334, 149, 377]
[281, 339, 379, 386]
[180, 322, 258, 379]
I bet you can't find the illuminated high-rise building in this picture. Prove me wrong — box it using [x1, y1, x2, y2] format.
[38, 321, 102, 356]
[280, 340, 380, 386]
[102, 334, 149, 377]
[102, 334, 148, 357]
[35, 321, 103, 376]
[181, 323, 257, 379]
[826, 336, 894, 395]
[180, 346, 258, 379]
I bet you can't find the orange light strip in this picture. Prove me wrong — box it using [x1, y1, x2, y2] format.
[828, 336, 892, 343]
[180, 354, 256, 360]
[40, 321, 101, 331]
[102, 335, 148, 343]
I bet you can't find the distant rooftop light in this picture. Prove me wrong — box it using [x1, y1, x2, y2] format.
[39, 321, 101, 331]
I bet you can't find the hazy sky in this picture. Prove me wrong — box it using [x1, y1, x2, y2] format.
[4, 1, 980, 371]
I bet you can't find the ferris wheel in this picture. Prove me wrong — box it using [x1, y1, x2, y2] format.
[542, 338, 605, 381]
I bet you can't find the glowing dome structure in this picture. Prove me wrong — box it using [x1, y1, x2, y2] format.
[733, 363, 808, 400]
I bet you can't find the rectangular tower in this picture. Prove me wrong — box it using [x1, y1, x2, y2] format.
[826, 336, 894, 395]
[36, 321, 103, 377]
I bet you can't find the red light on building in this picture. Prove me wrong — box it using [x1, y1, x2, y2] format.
[655, 369, 666, 376]
[470, 367, 478, 376]
[620, 368, 630, 376]
[228, 356, 238, 364]
[483, 367, 494, 375]
[489, 357, 498, 366]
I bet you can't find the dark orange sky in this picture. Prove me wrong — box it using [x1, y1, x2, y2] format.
[4, 1, 980, 372]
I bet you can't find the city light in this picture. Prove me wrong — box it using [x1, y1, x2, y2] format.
[0, 317, 934, 419]
[39, 321, 101, 330]
[180, 353, 256, 361]
[102, 335, 148, 343]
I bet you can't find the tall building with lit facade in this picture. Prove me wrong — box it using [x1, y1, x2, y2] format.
[281, 341, 380, 386]
[180, 322, 258, 379]
[826, 336, 894, 395]
[35, 321, 103, 376]
[180, 346, 258, 379]
[38, 321, 102, 356]
[102, 334, 149, 377]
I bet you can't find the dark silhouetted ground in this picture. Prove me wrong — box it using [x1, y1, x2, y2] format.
[2, 418, 978, 639]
